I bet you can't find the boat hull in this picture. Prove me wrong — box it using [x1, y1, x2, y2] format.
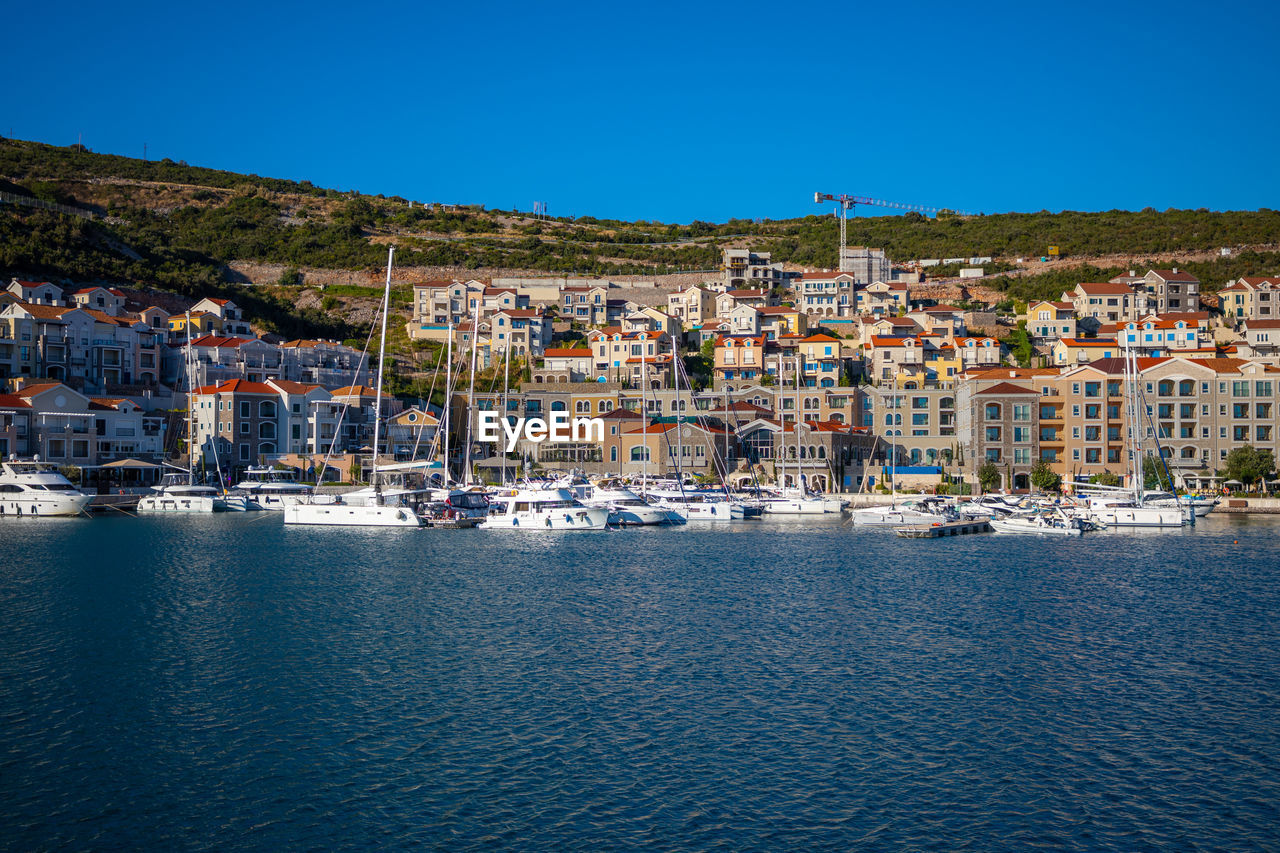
[481, 506, 610, 530]
[0, 494, 94, 517]
[284, 503, 423, 527]
[137, 495, 221, 513]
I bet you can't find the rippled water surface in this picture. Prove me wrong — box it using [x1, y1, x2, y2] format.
[2, 514, 1280, 850]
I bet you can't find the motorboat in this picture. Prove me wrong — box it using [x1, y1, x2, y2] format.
[137, 473, 225, 513]
[1142, 491, 1217, 517]
[990, 508, 1089, 536]
[760, 488, 845, 516]
[0, 458, 94, 517]
[234, 466, 314, 510]
[584, 484, 684, 525]
[849, 497, 951, 527]
[481, 488, 610, 530]
[644, 487, 745, 520]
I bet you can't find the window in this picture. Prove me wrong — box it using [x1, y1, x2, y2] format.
[986, 426, 1001, 441]
[985, 403, 1001, 421]
[1013, 404, 1030, 421]
[239, 401, 250, 418]
[630, 447, 649, 462]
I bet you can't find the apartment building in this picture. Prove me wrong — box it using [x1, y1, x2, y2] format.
[955, 380, 1040, 490]
[1064, 282, 1148, 328]
[794, 272, 855, 318]
[667, 285, 716, 327]
[855, 281, 909, 315]
[1219, 277, 1280, 323]
[1023, 300, 1078, 343]
[1141, 269, 1200, 314]
[723, 248, 785, 291]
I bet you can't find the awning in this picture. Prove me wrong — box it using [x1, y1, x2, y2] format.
[101, 458, 162, 469]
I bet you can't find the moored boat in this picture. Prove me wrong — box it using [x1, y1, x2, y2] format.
[0, 458, 94, 517]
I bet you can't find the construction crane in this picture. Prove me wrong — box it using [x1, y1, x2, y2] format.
[814, 192, 973, 272]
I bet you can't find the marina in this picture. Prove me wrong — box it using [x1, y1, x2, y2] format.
[2, 513, 1279, 850]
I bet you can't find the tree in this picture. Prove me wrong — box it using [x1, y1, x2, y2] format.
[1223, 445, 1276, 489]
[1142, 455, 1163, 490]
[1090, 470, 1121, 487]
[977, 461, 1000, 493]
[1029, 459, 1061, 493]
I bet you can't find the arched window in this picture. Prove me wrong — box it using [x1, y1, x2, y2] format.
[259, 401, 277, 419]
[610, 446, 618, 462]
[910, 448, 922, 464]
[551, 401, 566, 411]
[829, 413, 844, 423]
[630, 446, 649, 461]
[600, 400, 614, 412]
[985, 403, 1001, 420]
[1180, 446, 1197, 459]
[258, 442, 275, 456]
[817, 446, 826, 459]
[1178, 379, 1194, 396]
[575, 400, 590, 413]
[940, 397, 954, 409]
[1158, 380, 1174, 397]
[258, 422, 276, 439]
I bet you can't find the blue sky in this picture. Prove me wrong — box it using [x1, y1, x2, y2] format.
[4, 0, 1277, 223]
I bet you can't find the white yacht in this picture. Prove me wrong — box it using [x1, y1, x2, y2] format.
[0, 459, 95, 517]
[761, 489, 845, 515]
[137, 472, 225, 513]
[990, 508, 1088, 536]
[481, 488, 610, 530]
[645, 487, 745, 521]
[849, 498, 949, 527]
[235, 466, 314, 510]
[584, 484, 684, 526]
[1081, 495, 1186, 528]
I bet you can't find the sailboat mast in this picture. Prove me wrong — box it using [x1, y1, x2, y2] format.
[462, 296, 480, 485]
[501, 346, 510, 485]
[442, 322, 452, 487]
[185, 311, 194, 485]
[371, 246, 394, 495]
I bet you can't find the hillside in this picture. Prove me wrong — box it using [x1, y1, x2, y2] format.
[4, 136, 1280, 339]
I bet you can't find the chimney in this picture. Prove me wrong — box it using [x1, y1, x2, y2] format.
[1172, 268, 1178, 275]
[1129, 270, 1135, 277]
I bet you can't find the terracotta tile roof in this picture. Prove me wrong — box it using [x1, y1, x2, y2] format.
[190, 335, 255, 348]
[543, 348, 592, 357]
[1243, 319, 1280, 329]
[9, 302, 74, 320]
[269, 380, 323, 393]
[193, 379, 278, 395]
[796, 271, 854, 281]
[975, 382, 1039, 396]
[1059, 338, 1118, 346]
[725, 289, 768, 298]
[494, 308, 543, 318]
[13, 383, 62, 397]
[1149, 269, 1200, 283]
[328, 385, 390, 398]
[801, 334, 840, 342]
[1075, 282, 1137, 295]
[0, 393, 32, 409]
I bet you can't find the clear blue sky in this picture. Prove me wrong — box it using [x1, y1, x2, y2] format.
[4, 0, 1277, 224]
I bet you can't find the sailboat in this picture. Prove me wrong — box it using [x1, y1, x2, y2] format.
[138, 313, 223, 513]
[284, 247, 423, 527]
[763, 355, 844, 515]
[1078, 341, 1184, 528]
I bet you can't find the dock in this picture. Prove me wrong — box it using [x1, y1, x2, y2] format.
[894, 519, 991, 538]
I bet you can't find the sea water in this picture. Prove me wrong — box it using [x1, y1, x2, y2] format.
[2, 515, 1278, 850]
